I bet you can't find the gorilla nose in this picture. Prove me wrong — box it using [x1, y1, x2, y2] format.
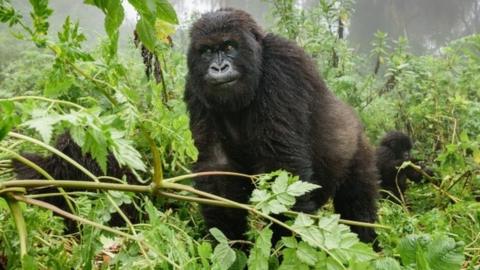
[209, 62, 231, 73]
[206, 61, 240, 86]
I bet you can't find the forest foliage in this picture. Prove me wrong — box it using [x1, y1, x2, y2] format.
[0, 0, 479, 269]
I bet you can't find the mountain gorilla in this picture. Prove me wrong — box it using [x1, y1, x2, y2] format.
[376, 131, 431, 201]
[184, 9, 379, 245]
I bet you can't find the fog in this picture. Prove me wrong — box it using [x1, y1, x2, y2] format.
[5, 0, 480, 54]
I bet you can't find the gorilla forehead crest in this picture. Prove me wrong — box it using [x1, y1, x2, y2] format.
[190, 8, 264, 40]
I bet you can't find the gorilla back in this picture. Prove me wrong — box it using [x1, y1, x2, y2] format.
[184, 8, 379, 244]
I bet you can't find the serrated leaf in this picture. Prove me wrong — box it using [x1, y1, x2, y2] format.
[23, 114, 63, 143]
[298, 227, 325, 249]
[198, 241, 212, 268]
[212, 243, 236, 270]
[293, 213, 315, 228]
[344, 242, 378, 262]
[296, 241, 318, 266]
[84, 130, 109, 174]
[209, 228, 228, 244]
[339, 231, 359, 249]
[398, 234, 430, 266]
[277, 193, 295, 206]
[247, 228, 272, 270]
[110, 131, 146, 172]
[250, 189, 269, 203]
[278, 248, 309, 270]
[318, 214, 341, 231]
[373, 257, 402, 270]
[272, 171, 289, 194]
[287, 181, 320, 197]
[269, 199, 289, 214]
[282, 236, 298, 248]
[427, 235, 464, 270]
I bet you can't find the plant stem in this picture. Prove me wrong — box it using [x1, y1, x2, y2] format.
[2, 179, 389, 229]
[6, 196, 28, 262]
[408, 163, 461, 203]
[164, 171, 255, 183]
[0, 96, 86, 111]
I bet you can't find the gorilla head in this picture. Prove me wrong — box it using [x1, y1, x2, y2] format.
[379, 131, 413, 161]
[187, 8, 264, 111]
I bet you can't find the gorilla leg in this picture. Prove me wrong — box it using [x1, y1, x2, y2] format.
[333, 149, 378, 243]
[195, 165, 254, 240]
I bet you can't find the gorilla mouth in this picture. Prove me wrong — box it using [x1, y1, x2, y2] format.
[205, 72, 241, 88]
[213, 78, 238, 87]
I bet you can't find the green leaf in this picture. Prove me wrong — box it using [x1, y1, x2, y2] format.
[426, 235, 464, 270]
[344, 242, 378, 262]
[296, 241, 318, 266]
[0, 1, 23, 26]
[272, 171, 289, 194]
[154, 19, 176, 44]
[250, 189, 269, 203]
[247, 228, 273, 270]
[44, 63, 74, 97]
[110, 131, 146, 171]
[286, 181, 320, 197]
[28, 0, 53, 46]
[293, 213, 315, 228]
[373, 257, 402, 270]
[84, 0, 124, 42]
[155, 0, 178, 24]
[397, 234, 430, 266]
[83, 129, 109, 173]
[276, 193, 295, 205]
[212, 243, 236, 270]
[104, 0, 124, 38]
[0, 100, 18, 141]
[278, 248, 309, 270]
[268, 199, 289, 214]
[230, 250, 248, 270]
[198, 241, 213, 268]
[209, 228, 228, 244]
[23, 112, 63, 143]
[282, 236, 298, 248]
[135, 17, 156, 51]
[84, 0, 123, 56]
[127, 0, 155, 20]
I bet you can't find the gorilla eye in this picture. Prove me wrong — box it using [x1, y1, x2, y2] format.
[225, 44, 234, 52]
[223, 41, 237, 53]
[200, 46, 213, 55]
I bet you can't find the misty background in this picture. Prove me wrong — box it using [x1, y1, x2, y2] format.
[1, 0, 479, 59]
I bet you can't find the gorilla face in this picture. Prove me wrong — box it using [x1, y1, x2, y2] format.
[187, 9, 264, 111]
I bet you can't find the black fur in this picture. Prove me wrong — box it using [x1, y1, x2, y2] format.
[376, 131, 430, 200]
[12, 132, 141, 233]
[184, 9, 379, 244]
